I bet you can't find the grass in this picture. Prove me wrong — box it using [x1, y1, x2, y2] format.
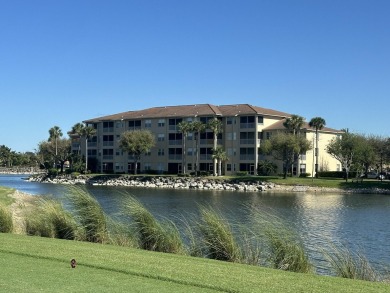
[197, 205, 242, 262]
[0, 204, 13, 233]
[0, 233, 389, 293]
[122, 196, 184, 254]
[0, 186, 15, 206]
[325, 244, 380, 281]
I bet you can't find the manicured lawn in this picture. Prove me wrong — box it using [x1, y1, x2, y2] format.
[0, 233, 389, 292]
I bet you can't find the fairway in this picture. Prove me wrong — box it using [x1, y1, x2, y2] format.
[1, 234, 389, 293]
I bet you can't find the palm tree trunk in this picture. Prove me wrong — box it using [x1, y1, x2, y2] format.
[85, 138, 88, 172]
[315, 129, 319, 178]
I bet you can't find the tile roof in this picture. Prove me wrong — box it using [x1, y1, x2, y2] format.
[84, 104, 290, 123]
[263, 119, 342, 133]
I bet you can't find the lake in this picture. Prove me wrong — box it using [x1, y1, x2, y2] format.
[1, 174, 390, 275]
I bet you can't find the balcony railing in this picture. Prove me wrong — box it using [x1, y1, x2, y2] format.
[240, 123, 255, 129]
[103, 141, 114, 147]
[240, 139, 255, 145]
[200, 154, 212, 160]
[200, 139, 214, 145]
[240, 154, 255, 160]
[103, 127, 114, 133]
[103, 155, 113, 160]
[88, 142, 97, 147]
[168, 140, 182, 145]
[169, 154, 182, 160]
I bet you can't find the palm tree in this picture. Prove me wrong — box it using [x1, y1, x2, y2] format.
[283, 115, 304, 135]
[177, 121, 192, 174]
[48, 126, 63, 168]
[82, 125, 97, 173]
[212, 146, 228, 176]
[283, 115, 305, 176]
[207, 118, 223, 176]
[309, 117, 326, 178]
[70, 123, 84, 155]
[190, 121, 206, 176]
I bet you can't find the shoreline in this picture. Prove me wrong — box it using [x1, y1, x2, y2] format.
[25, 173, 390, 195]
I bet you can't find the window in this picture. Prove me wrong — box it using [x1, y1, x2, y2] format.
[158, 134, 165, 141]
[187, 163, 192, 171]
[266, 132, 272, 139]
[226, 117, 235, 125]
[227, 148, 236, 156]
[226, 132, 237, 141]
[227, 164, 232, 171]
[187, 148, 194, 156]
[257, 116, 264, 124]
[158, 119, 165, 127]
[128, 120, 141, 128]
[158, 149, 165, 156]
[144, 163, 151, 171]
[145, 119, 152, 128]
[145, 150, 151, 156]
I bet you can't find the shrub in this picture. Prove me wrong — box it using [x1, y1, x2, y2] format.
[299, 173, 311, 178]
[236, 171, 248, 176]
[0, 204, 13, 233]
[48, 168, 58, 176]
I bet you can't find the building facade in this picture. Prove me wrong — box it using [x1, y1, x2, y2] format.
[72, 104, 342, 176]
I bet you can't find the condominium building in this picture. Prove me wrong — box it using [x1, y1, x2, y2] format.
[73, 104, 342, 176]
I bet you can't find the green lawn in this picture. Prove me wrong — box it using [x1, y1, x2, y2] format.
[0, 233, 389, 293]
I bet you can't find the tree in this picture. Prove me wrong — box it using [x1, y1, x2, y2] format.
[70, 123, 96, 172]
[283, 115, 305, 135]
[82, 126, 97, 172]
[48, 126, 63, 157]
[177, 121, 192, 174]
[37, 138, 71, 172]
[0, 145, 12, 167]
[70, 122, 84, 155]
[207, 118, 223, 176]
[326, 132, 360, 182]
[261, 132, 312, 179]
[211, 146, 228, 176]
[119, 130, 156, 175]
[309, 117, 326, 178]
[283, 115, 305, 176]
[190, 121, 206, 175]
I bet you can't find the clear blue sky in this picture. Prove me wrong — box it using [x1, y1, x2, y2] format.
[1, 0, 389, 152]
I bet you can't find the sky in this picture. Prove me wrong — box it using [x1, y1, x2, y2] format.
[1, 0, 389, 152]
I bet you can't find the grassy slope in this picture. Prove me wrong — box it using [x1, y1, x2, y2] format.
[1, 234, 389, 293]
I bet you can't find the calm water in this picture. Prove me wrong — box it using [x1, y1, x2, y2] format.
[1, 174, 390, 274]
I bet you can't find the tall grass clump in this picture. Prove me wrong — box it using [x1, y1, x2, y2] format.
[123, 196, 184, 254]
[197, 206, 242, 262]
[25, 197, 78, 239]
[0, 204, 13, 233]
[253, 210, 313, 273]
[325, 243, 380, 281]
[66, 186, 109, 243]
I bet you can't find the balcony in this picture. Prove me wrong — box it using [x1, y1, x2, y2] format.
[168, 140, 182, 145]
[103, 155, 113, 160]
[168, 154, 182, 160]
[240, 139, 255, 145]
[240, 154, 255, 160]
[200, 139, 213, 145]
[103, 141, 114, 147]
[240, 123, 255, 129]
[200, 154, 212, 160]
[103, 127, 114, 133]
[88, 142, 97, 148]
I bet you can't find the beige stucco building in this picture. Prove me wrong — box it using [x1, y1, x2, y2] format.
[73, 104, 342, 176]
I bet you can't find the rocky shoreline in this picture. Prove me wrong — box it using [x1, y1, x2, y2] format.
[25, 173, 390, 194]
